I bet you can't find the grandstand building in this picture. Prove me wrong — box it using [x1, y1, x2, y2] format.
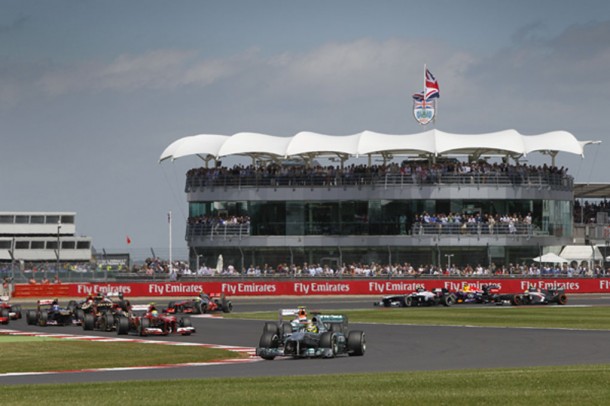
[0, 212, 92, 263]
[161, 129, 599, 271]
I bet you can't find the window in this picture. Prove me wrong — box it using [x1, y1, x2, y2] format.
[31, 215, 44, 224]
[61, 241, 75, 249]
[0, 215, 13, 224]
[30, 241, 45, 249]
[15, 241, 29, 249]
[77, 241, 90, 249]
[46, 215, 60, 224]
[60, 215, 74, 224]
[15, 215, 29, 224]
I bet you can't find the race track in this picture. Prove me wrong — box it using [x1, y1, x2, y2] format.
[1, 295, 610, 385]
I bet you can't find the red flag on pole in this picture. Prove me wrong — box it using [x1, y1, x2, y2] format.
[126, 236, 132, 245]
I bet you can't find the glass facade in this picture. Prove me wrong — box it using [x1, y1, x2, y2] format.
[189, 198, 569, 237]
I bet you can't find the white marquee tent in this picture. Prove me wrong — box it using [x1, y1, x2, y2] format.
[160, 129, 599, 163]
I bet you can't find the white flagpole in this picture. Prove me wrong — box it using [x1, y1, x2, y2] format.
[423, 64, 427, 130]
[168, 211, 173, 274]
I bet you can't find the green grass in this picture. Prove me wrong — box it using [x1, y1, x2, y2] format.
[1, 365, 610, 405]
[227, 306, 610, 330]
[0, 339, 245, 373]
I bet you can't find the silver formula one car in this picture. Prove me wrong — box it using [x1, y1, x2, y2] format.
[256, 307, 366, 360]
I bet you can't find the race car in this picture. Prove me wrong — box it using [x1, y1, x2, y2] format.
[126, 304, 195, 336]
[374, 288, 456, 307]
[256, 307, 366, 360]
[68, 292, 130, 317]
[453, 285, 499, 304]
[493, 287, 568, 306]
[0, 296, 22, 324]
[25, 299, 83, 327]
[165, 292, 232, 314]
[82, 292, 131, 334]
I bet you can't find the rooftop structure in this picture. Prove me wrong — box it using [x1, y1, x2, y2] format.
[161, 130, 600, 271]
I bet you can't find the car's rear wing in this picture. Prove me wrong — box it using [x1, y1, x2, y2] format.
[316, 314, 346, 323]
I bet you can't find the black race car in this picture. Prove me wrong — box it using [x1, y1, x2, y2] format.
[493, 287, 567, 306]
[374, 288, 456, 307]
[25, 299, 83, 327]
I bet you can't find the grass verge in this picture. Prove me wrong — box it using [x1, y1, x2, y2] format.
[1, 365, 609, 405]
[0, 338, 245, 373]
[227, 306, 610, 329]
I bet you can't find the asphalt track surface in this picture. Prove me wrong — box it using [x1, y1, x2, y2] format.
[2, 295, 610, 385]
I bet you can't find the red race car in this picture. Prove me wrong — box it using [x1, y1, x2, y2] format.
[127, 304, 195, 336]
[0, 296, 22, 324]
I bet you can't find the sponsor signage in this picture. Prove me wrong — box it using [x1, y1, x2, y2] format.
[12, 278, 610, 298]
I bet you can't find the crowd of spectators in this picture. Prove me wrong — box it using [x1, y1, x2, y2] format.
[187, 215, 251, 226]
[574, 199, 610, 224]
[186, 160, 570, 188]
[182, 260, 607, 278]
[413, 211, 533, 235]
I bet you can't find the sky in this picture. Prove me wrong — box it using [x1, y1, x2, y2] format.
[1, 0, 610, 260]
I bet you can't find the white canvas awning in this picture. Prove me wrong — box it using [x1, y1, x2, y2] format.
[159, 129, 600, 162]
[559, 245, 603, 262]
[532, 253, 569, 263]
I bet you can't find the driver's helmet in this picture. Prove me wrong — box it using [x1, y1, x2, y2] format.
[148, 302, 157, 312]
[151, 310, 159, 317]
[297, 307, 307, 321]
[306, 321, 318, 333]
[416, 287, 425, 293]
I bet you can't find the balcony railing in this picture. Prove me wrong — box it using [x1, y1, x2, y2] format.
[186, 223, 251, 240]
[185, 172, 573, 192]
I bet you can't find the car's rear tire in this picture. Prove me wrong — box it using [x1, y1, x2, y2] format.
[222, 298, 232, 313]
[102, 313, 114, 331]
[26, 310, 37, 325]
[557, 294, 568, 305]
[139, 317, 150, 336]
[75, 309, 85, 322]
[180, 317, 192, 327]
[347, 330, 366, 356]
[263, 322, 279, 335]
[511, 295, 522, 306]
[83, 313, 95, 330]
[12, 305, 22, 319]
[117, 316, 129, 335]
[39, 311, 48, 327]
[281, 322, 293, 338]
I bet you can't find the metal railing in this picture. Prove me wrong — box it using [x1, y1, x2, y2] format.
[411, 222, 539, 237]
[186, 223, 250, 240]
[185, 172, 573, 192]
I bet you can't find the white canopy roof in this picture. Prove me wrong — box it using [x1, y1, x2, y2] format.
[159, 129, 599, 162]
[559, 245, 603, 262]
[532, 253, 569, 264]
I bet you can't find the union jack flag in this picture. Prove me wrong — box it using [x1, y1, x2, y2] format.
[412, 68, 440, 101]
[424, 68, 439, 99]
